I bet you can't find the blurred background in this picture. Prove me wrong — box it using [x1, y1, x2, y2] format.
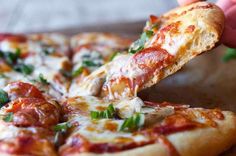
[0, 0, 216, 33]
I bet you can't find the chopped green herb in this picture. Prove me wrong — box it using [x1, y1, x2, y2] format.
[128, 30, 154, 54]
[72, 66, 84, 77]
[90, 104, 116, 119]
[223, 48, 236, 62]
[109, 52, 119, 61]
[82, 60, 101, 67]
[120, 113, 145, 132]
[0, 73, 8, 78]
[14, 63, 34, 75]
[43, 47, 55, 55]
[3, 112, 13, 122]
[38, 73, 49, 85]
[4, 52, 20, 65]
[60, 69, 72, 78]
[53, 122, 70, 132]
[0, 89, 9, 108]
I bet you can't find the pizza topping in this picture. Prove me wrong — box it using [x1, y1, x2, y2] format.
[72, 66, 84, 77]
[129, 30, 154, 54]
[0, 48, 21, 65]
[3, 98, 59, 127]
[90, 104, 116, 119]
[13, 63, 34, 75]
[4, 82, 45, 100]
[3, 112, 13, 122]
[0, 48, 34, 75]
[116, 97, 144, 118]
[37, 73, 49, 85]
[0, 89, 9, 108]
[109, 51, 119, 61]
[120, 113, 145, 132]
[54, 122, 71, 132]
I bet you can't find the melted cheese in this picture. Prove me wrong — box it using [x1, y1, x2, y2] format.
[116, 97, 144, 118]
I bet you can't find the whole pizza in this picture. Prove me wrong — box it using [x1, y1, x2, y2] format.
[0, 2, 235, 156]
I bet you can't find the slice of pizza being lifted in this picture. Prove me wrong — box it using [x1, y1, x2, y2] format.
[70, 2, 224, 100]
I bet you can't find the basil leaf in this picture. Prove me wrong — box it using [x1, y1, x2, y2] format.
[90, 111, 100, 119]
[53, 122, 70, 132]
[90, 104, 116, 119]
[3, 112, 13, 122]
[120, 113, 145, 132]
[109, 52, 119, 61]
[60, 69, 72, 78]
[14, 63, 34, 75]
[43, 47, 55, 55]
[82, 60, 101, 67]
[223, 48, 236, 62]
[0, 73, 8, 79]
[128, 30, 154, 54]
[72, 66, 84, 77]
[0, 89, 9, 108]
[38, 73, 49, 85]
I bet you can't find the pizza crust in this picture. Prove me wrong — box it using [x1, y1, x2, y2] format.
[66, 111, 236, 156]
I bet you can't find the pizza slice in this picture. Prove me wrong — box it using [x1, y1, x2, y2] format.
[69, 33, 132, 97]
[59, 96, 236, 156]
[0, 82, 61, 155]
[72, 2, 225, 100]
[0, 33, 72, 100]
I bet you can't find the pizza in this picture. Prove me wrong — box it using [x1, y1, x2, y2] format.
[0, 2, 235, 156]
[69, 33, 132, 97]
[0, 33, 71, 101]
[73, 2, 224, 100]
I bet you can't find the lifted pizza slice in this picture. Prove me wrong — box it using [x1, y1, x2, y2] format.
[72, 2, 225, 100]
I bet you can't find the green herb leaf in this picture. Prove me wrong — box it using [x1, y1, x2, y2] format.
[0, 73, 8, 79]
[3, 112, 13, 122]
[109, 52, 119, 61]
[14, 63, 34, 75]
[72, 66, 84, 77]
[38, 73, 49, 85]
[82, 60, 101, 67]
[53, 122, 70, 132]
[90, 104, 116, 119]
[60, 69, 72, 78]
[90, 111, 100, 119]
[43, 47, 55, 55]
[0, 89, 9, 108]
[120, 113, 145, 132]
[128, 30, 154, 54]
[223, 48, 236, 62]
